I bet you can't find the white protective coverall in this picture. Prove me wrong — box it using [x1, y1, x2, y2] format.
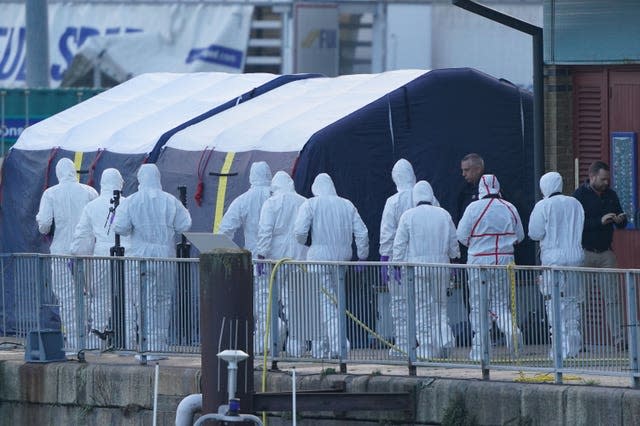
[36, 158, 98, 350]
[528, 171, 584, 359]
[217, 161, 271, 354]
[379, 161, 440, 352]
[457, 174, 524, 360]
[294, 173, 369, 358]
[380, 159, 440, 259]
[256, 171, 307, 355]
[113, 164, 192, 351]
[393, 181, 459, 358]
[71, 168, 130, 348]
[218, 161, 272, 257]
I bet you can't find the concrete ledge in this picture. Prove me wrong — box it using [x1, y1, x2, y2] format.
[1, 354, 640, 425]
[258, 370, 640, 425]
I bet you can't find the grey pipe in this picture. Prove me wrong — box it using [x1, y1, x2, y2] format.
[25, 0, 50, 88]
[175, 393, 202, 426]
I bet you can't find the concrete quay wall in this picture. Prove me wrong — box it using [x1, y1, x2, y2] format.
[1, 357, 640, 425]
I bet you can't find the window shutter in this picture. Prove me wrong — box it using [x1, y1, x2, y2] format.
[573, 70, 607, 183]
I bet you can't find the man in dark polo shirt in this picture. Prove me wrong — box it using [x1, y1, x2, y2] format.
[572, 160, 627, 349]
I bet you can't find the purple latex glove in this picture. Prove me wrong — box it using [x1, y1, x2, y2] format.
[355, 259, 367, 273]
[380, 255, 390, 283]
[256, 255, 266, 276]
[393, 266, 402, 282]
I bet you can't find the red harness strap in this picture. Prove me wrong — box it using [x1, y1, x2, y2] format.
[194, 147, 214, 207]
[86, 148, 105, 187]
[43, 146, 60, 191]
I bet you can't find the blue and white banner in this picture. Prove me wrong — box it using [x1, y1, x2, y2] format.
[0, 2, 254, 88]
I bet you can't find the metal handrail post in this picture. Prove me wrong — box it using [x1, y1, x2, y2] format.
[552, 270, 563, 384]
[406, 265, 417, 376]
[337, 265, 348, 373]
[1, 256, 6, 337]
[479, 267, 490, 380]
[75, 258, 87, 353]
[270, 264, 281, 366]
[138, 260, 148, 363]
[626, 271, 639, 388]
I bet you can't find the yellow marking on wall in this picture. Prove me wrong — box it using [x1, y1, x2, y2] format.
[74, 152, 83, 180]
[213, 152, 236, 233]
[302, 30, 320, 48]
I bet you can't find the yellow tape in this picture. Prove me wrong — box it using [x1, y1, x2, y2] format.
[212, 152, 235, 233]
[261, 258, 293, 426]
[73, 151, 83, 180]
[508, 263, 519, 357]
[515, 372, 583, 383]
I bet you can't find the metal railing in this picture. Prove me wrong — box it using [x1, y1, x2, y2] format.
[1, 253, 639, 387]
[1, 254, 200, 355]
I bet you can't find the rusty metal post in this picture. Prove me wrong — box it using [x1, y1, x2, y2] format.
[200, 249, 254, 416]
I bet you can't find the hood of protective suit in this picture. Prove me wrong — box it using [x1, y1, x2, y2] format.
[55, 158, 78, 183]
[540, 172, 563, 198]
[100, 168, 124, 195]
[412, 180, 435, 205]
[271, 171, 294, 194]
[478, 174, 501, 199]
[392, 159, 416, 192]
[249, 161, 272, 187]
[137, 164, 163, 191]
[311, 173, 338, 197]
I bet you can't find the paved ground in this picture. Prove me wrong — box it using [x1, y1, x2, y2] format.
[1, 340, 636, 389]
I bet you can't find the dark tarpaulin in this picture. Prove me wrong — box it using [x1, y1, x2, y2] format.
[293, 68, 535, 265]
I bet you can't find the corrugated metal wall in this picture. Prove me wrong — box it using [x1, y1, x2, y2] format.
[544, 0, 640, 64]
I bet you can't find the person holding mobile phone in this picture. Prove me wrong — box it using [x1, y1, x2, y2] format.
[572, 160, 628, 351]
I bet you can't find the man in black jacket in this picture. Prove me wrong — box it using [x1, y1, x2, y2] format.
[573, 160, 627, 350]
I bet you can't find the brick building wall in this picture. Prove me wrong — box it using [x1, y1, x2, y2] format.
[544, 65, 575, 192]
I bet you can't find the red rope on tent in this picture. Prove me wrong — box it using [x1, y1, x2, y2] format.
[194, 147, 214, 207]
[86, 148, 105, 187]
[43, 147, 60, 191]
[291, 155, 301, 180]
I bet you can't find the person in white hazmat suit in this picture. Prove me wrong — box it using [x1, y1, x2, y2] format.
[71, 168, 131, 349]
[36, 158, 98, 352]
[457, 174, 524, 361]
[393, 181, 459, 359]
[379, 159, 441, 355]
[256, 171, 307, 356]
[113, 164, 192, 352]
[218, 161, 272, 254]
[217, 161, 272, 354]
[294, 173, 369, 358]
[528, 172, 585, 359]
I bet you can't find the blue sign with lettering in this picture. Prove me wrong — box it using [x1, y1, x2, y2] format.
[0, 25, 142, 84]
[610, 132, 638, 229]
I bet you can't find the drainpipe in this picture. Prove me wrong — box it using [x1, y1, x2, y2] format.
[175, 393, 202, 426]
[26, 0, 50, 88]
[453, 0, 544, 201]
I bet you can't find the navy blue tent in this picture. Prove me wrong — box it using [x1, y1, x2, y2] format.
[293, 68, 535, 264]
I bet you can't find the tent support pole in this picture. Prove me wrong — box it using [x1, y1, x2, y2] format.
[453, 0, 544, 201]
